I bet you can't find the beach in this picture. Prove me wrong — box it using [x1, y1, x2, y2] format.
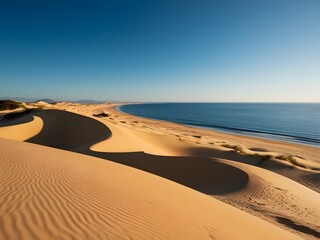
[0, 101, 319, 240]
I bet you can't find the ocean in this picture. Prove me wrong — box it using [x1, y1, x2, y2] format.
[119, 103, 320, 147]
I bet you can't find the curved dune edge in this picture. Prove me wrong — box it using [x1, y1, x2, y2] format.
[215, 158, 320, 238]
[0, 138, 301, 240]
[109, 103, 320, 170]
[91, 111, 320, 238]
[12, 110, 248, 195]
[0, 116, 43, 141]
[90, 118, 196, 156]
[26, 110, 111, 152]
[90, 119, 169, 154]
[1, 106, 318, 238]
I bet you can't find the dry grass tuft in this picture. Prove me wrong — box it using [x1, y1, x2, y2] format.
[222, 144, 245, 153]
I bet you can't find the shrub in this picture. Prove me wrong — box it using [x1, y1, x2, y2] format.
[261, 154, 273, 161]
[275, 154, 306, 168]
[275, 155, 289, 161]
[222, 144, 245, 153]
[193, 135, 202, 139]
[257, 154, 273, 165]
[93, 112, 110, 117]
[0, 100, 24, 111]
[287, 155, 297, 165]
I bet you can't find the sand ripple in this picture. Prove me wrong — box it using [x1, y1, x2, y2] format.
[0, 138, 301, 239]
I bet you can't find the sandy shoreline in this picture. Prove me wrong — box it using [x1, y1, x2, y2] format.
[117, 103, 320, 148]
[0, 101, 319, 239]
[112, 103, 320, 167]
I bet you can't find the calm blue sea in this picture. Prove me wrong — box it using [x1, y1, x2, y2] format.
[119, 103, 320, 147]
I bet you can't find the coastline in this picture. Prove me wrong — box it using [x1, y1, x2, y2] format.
[0, 101, 319, 239]
[114, 103, 320, 167]
[118, 102, 320, 148]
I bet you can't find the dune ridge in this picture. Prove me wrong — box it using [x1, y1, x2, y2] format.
[0, 115, 43, 141]
[0, 102, 319, 239]
[17, 109, 249, 195]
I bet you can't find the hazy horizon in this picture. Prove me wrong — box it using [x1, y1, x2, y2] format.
[1, 0, 319, 102]
[2, 96, 320, 104]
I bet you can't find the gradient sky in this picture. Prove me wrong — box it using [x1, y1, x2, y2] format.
[1, 0, 319, 102]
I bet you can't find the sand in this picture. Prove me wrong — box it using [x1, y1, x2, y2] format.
[0, 114, 43, 141]
[0, 101, 319, 239]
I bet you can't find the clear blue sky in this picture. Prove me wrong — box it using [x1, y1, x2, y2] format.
[1, 0, 319, 102]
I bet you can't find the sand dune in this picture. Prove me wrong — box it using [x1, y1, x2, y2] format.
[27, 110, 111, 152]
[0, 138, 302, 240]
[8, 109, 248, 195]
[0, 104, 319, 239]
[0, 114, 43, 141]
[215, 159, 320, 239]
[80, 104, 320, 239]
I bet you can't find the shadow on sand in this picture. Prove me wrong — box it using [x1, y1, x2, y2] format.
[25, 110, 248, 195]
[0, 109, 35, 127]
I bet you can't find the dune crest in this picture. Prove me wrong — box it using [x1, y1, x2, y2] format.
[7, 109, 249, 195]
[0, 116, 43, 141]
[1, 103, 318, 239]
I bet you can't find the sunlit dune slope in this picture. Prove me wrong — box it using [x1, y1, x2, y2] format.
[0, 138, 302, 240]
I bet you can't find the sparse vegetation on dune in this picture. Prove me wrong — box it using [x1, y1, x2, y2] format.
[193, 135, 202, 139]
[220, 143, 320, 171]
[221, 144, 245, 154]
[275, 154, 309, 169]
[257, 154, 274, 165]
[255, 151, 320, 171]
[93, 112, 110, 117]
[0, 100, 25, 111]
